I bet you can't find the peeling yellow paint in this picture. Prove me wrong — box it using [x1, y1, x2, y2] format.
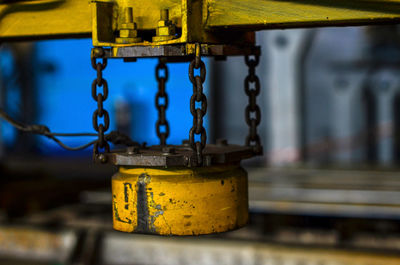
[112, 165, 248, 236]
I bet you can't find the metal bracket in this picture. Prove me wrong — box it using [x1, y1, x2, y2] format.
[104, 143, 256, 167]
[102, 44, 261, 59]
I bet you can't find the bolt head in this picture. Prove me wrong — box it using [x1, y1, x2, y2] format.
[97, 154, 107, 163]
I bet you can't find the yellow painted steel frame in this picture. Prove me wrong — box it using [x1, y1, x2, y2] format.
[112, 165, 248, 235]
[0, 0, 91, 40]
[92, 0, 188, 47]
[91, 0, 255, 47]
[2, 0, 400, 43]
[204, 0, 400, 29]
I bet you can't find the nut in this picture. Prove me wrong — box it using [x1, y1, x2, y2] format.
[156, 26, 175, 36]
[158, 20, 168, 27]
[120, 22, 136, 30]
[119, 29, 138, 38]
[115, 37, 142, 44]
[152, 35, 174, 42]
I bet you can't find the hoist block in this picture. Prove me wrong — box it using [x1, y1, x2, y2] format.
[112, 165, 248, 235]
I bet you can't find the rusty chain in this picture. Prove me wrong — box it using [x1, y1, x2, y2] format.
[245, 54, 262, 154]
[155, 59, 170, 146]
[91, 48, 110, 162]
[189, 44, 207, 165]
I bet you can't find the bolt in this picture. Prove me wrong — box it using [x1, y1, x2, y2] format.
[126, 146, 139, 155]
[92, 47, 104, 58]
[116, 7, 141, 44]
[160, 9, 169, 21]
[162, 146, 175, 154]
[125, 7, 133, 23]
[152, 8, 176, 42]
[97, 154, 107, 163]
[216, 138, 228, 146]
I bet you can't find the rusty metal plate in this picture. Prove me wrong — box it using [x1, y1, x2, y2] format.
[103, 44, 260, 59]
[105, 143, 256, 167]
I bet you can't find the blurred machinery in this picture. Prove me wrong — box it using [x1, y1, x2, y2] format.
[2, 0, 400, 264]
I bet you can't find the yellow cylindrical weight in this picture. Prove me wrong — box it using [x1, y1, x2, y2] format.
[112, 165, 248, 235]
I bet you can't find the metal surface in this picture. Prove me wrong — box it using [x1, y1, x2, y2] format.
[248, 167, 400, 219]
[0, 0, 91, 40]
[2, 159, 400, 262]
[1, 225, 400, 265]
[204, 0, 400, 29]
[103, 44, 261, 59]
[3, 0, 400, 43]
[0, 227, 76, 263]
[106, 143, 255, 167]
[264, 30, 314, 165]
[112, 165, 248, 235]
[104, 234, 400, 265]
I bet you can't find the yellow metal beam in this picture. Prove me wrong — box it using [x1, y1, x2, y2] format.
[0, 0, 91, 40]
[204, 0, 400, 29]
[2, 0, 400, 42]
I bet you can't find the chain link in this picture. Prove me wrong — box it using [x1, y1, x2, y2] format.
[244, 54, 262, 154]
[189, 44, 207, 165]
[155, 59, 170, 146]
[91, 49, 110, 161]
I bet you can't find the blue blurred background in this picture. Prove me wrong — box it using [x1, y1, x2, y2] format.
[0, 39, 208, 156]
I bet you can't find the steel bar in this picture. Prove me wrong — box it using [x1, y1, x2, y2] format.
[204, 0, 400, 29]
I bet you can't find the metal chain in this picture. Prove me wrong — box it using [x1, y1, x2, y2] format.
[155, 59, 169, 146]
[245, 54, 262, 154]
[189, 44, 207, 165]
[91, 48, 110, 162]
